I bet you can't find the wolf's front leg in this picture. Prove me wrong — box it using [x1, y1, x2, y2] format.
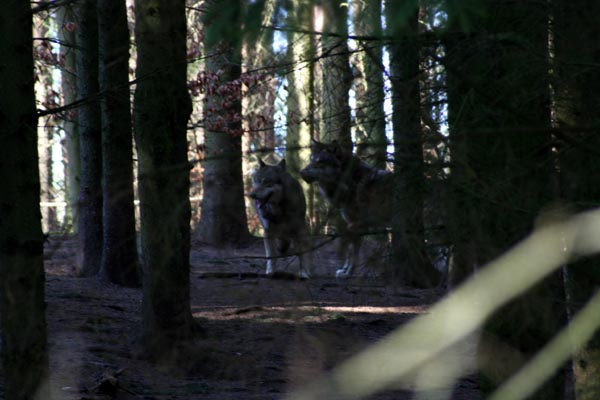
[263, 235, 277, 275]
[297, 235, 313, 279]
[297, 253, 311, 279]
[336, 236, 361, 279]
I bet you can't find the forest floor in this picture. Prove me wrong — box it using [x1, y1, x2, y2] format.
[40, 234, 482, 400]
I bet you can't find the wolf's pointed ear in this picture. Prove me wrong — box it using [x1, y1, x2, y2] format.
[278, 158, 286, 170]
[257, 157, 266, 167]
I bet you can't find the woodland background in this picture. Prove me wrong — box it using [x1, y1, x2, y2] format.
[1, 0, 599, 399]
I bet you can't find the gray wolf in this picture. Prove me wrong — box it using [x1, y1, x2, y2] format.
[249, 158, 312, 278]
[300, 139, 393, 278]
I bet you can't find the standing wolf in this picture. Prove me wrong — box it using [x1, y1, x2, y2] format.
[300, 140, 393, 278]
[249, 158, 312, 278]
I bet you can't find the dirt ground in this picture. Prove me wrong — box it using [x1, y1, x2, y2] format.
[40, 234, 481, 400]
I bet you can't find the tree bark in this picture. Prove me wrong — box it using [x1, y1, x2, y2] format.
[244, 0, 276, 151]
[58, 4, 81, 233]
[352, 0, 387, 169]
[386, 0, 440, 288]
[0, 1, 50, 398]
[197, 0, 251, 246]
[320, 0, 352, 147]
[75, 0, 103, 276]
[242, 0, 277, 233]
[98, 0, 139, 286]
[134, 0, 195, 351]
[285, 0, 316, 224]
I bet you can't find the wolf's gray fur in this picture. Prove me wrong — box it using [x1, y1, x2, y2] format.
[250, 158, 312, 278]
[300, 139, 393, 278]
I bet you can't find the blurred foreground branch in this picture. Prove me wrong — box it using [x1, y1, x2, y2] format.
[285, 208, 600, 400]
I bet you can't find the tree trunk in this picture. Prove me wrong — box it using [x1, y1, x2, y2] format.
[134, 0, 195, 351]
[58, 4, 81, 233]
[352, 0, 387, 169]
[285, 0, 316, 225]
[37, 116, 57, 233]
[446, 1, 565, 397]
[197, 0, 251, 246]
[242, 0, 277, 233]
[320, 0, 352, 147]
[244, 0, 276, 151]
[0, 1, 50, 398]
[34, 16, 59, 234]
[75, 0, 103, 276]
[553, 1, 600, 398]
[98, 0, 139, 286]
[444, 23, 477, 288]
[386, 0, 440, 288]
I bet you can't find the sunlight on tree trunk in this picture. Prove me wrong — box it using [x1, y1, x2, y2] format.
[34, 15, 58, 233]
[58, 4, 80, 233]
[186, 4, 205, 228]
[242, 0, 277, 234]
[243, 0, 276, 151]
[286, 0, 316, 227]
[320, 0, 352, 147]
[352, 0, 387, 169]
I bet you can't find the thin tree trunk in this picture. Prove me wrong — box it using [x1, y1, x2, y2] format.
[242, 0, 277, 233]
[444, 27, 477, 288]
[0, 1, 50, 398]
[134, 0, 195, 351]
[37, 120, 56, 232]
[75, 0, 103, 276]
[386, 0, 440, 288]
[58, 4, 80, 233]
[98, 0, 139, 286]
[320, 0, 352, 147]
[34, 17, 58, 233]
[352, 0, 387, 169]
[286, 0, 315, 216]
[244, 0, 276, 150]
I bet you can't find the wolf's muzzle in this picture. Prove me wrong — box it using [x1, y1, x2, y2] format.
[300, 167, 317, 183]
